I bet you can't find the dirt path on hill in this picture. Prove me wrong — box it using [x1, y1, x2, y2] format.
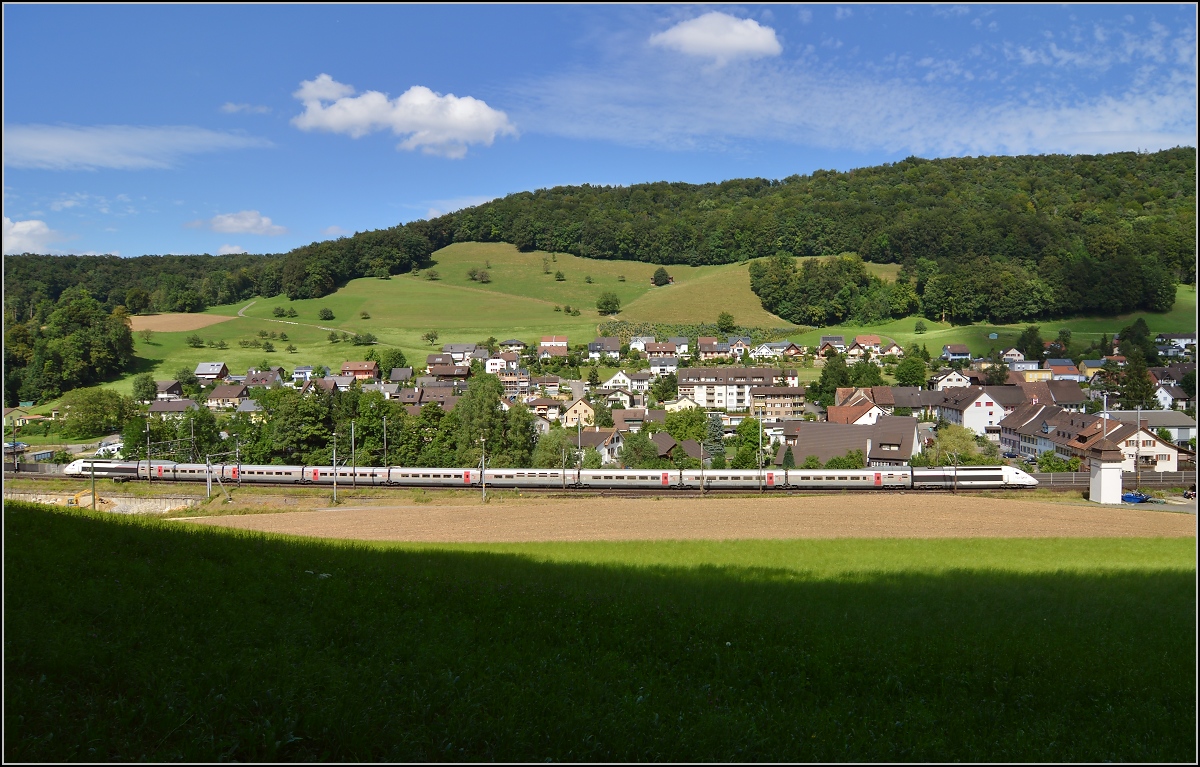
[181, 494, 1197, 542]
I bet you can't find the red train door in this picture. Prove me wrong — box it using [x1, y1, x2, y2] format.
[232, 466, 239, 481]
[312, 468, 320, 481]
[766, 472, 774, 487]
[463, 471, 471, 483]
[874, 472, 881, 486]
[157, 465, 164, 478]
[661, 472, 669, 486]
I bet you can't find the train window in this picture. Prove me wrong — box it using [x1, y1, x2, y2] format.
[838, 476, 847, 481]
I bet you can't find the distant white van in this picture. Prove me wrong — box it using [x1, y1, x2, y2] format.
[95, 443, 123, 458]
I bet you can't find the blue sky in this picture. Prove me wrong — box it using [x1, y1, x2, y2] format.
[3, 3, 1195, 257]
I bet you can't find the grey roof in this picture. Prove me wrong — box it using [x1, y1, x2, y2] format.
[820, 336, 845, 344]
[389, 367, 413, 382]
[630, 336, 656, 343]
[667, 336, 688, 345]
[194, 362, 227, 375]
[1105, 410, 1197, 427]
[1046, 380, 1085, 404]
[156, 380, 181, 392]
[442, 343, 477, 354]
[236, 399, 263, 412]
[149, 399, 199, 413]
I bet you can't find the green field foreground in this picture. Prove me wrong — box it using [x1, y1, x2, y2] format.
[5, 502, 1195, 762]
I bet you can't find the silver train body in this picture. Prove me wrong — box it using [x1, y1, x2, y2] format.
[63, 459, 1038, 490]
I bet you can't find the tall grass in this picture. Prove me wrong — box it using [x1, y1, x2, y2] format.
[5, 501, 1195, 761]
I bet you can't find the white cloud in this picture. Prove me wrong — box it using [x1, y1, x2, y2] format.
[291, 73, 517, 158]
[3, 216, 64, 254]
[321, 225, 350, 237]
[220, 102, 271, 114]
[189, 210, 287, 236]
[797, 10, 812, 24]
[217, 244, 247, 255]
[648, 12, 781, 65]
[835, 7, 853, 21]
[2, 125, 270, 170]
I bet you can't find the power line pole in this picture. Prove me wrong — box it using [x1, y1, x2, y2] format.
[332, 431, 338, 504]
[351, 419, 356, 489]
[382, 415, 387, 466]
[146, 420, 151, 488]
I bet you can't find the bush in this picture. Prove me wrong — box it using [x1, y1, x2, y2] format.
[554, 305, 562, 312]
[186, 333, 204, 348]
[425, 270, 440, 281]
[285, 344, 297, 354]
[272, 306, 286, 317]
[555, 271, 565, 281]
[585, 275, 593, 284]
[318, 308, 334, 321]
[360, 311, 370, 319]
[286, 307, 298, 318]
[915, 320, 927, 334]
[262, 341, 275, 353]
[328, 331, 340, 344]
[258, 329, 269, 338]
[477, 270, 490, 284]
[278, 332, 288, 341]
[653, 267, 671, 286]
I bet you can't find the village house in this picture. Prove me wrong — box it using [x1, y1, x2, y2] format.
[194, 362, 229, 381]
[292, 366, 315, 384]
[938, 386, 1028, 441]
[540, 335, 569, 348]
[575, 427, 625, 465]
[776, 417, 921, 468]
[441, 343, 477, 363]
[844, 342, 868, 361]
[697, 337, 731, 360]
[1044, 358, 1085, 382]
[627, 371, 653, 392]
[854, 335, 882, 355]
[648, 356, 679, 377]
[1156, 332, 1197, 351]
[879, 342, 904, 359]
[612, 408, 666, 433]
[826, 401, 885, 426]
[596, 388, 636, 409]
[155, 381, 183, 400]
[148, 399, 201, 420]
[499, 339, 527, 353]
[341, 361, 380, 381]
[361, 382, 401, 399]
[667, 337, 690, 355]
[644, 342, 676, 357]
[428, 364, 471, 382]
[929, 369, 974, 391]
[426, 353, 455, 368]
[531, 375, 562, 396]
[662, 396, 701, 412]
[749, 387, 807, 422]
[588, 337, 621, 361]
[727, 336, 753, 358]
[206, 384, 250, 410]
[819, 336, 846, 353]
[602, 370, 632, 390]
[389, 367, 413, 383]
[245, 370, 283, 389]
[1155, 384, 1193, 411]
[1001, 348, 1026, 363]
[538, 344, 569, 361]
[527, 398, 564, 421]
[629, 336, 655, 353]
[499, 370, 531, 399]
[677, 368, 797, 411]
[561, 398, 596, 428]
[235, 399, 266, 424]
[941, 344, 971, 363]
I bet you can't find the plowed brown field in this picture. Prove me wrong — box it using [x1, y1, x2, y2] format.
[183, 494, 1196, 542]
[129, 313, 235, 332]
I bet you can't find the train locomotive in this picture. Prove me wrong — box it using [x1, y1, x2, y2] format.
[64, 459, 1038, 491]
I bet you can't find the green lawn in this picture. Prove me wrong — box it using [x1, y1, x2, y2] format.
[5, 501, 1194, 762]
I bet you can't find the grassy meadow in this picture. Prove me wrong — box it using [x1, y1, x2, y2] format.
[24, 242, 1193, 410]
[5, 501, 1195, 762]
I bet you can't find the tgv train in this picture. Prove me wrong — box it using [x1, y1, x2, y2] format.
[63, 459, 1038, 491]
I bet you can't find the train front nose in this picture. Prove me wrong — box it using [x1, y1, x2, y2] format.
[1018, 468, 1038, 487]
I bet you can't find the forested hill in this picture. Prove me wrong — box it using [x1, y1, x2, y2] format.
[4, 148, 1194, 323]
